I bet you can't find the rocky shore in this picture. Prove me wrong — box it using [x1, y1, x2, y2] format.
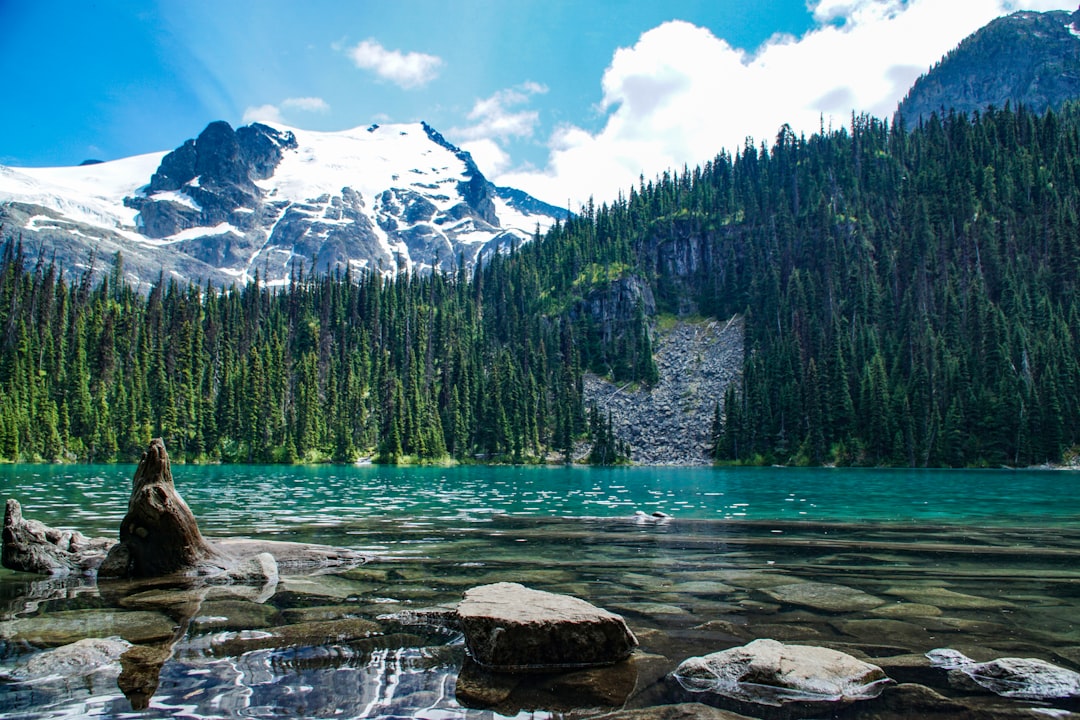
[583, 316, 743, 465]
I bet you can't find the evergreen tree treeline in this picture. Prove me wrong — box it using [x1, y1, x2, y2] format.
[0, 241, 610, 464]
[701, 105, 1080, 466]
[2, 102, 1079, 466]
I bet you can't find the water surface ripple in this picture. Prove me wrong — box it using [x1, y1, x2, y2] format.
[0, 465, 1077, 720]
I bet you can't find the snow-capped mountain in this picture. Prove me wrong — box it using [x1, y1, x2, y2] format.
[0, 120, 567, 288]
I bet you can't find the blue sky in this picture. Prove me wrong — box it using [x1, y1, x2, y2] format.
[0, 0, 1069, 204]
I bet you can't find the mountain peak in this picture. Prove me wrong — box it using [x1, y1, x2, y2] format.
[0, 120, 567, 288]
[897, 9, 1080, 124]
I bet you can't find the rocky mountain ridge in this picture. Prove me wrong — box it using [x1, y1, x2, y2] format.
[898, 9, 1080, 123]
[0, 121, 567, 288]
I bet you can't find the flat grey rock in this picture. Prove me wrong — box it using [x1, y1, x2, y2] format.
[764, 582, 886, 613]
[927, 647, 1080, 700]
[457, 582, 637, 671]
[673, 638, 891, 711]
[2, 637, 131, 682]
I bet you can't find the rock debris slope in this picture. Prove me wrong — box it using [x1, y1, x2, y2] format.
[583, 316, 743, 465]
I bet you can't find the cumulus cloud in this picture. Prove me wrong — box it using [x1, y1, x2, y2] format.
[282, 96, 330, 113]
[451, 82, 548, 146]
[499, 0, 1071, 206]
[456, 82, 549, 141]
[347, 39, 443, 89]
[242, 104, 284, 124]
[450, 82, 548, 176]
[809, 0, 905, 25]
[242, 97, 330, 125]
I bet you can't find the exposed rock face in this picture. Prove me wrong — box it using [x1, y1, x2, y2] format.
[898, 10, 1080, 124]
[129, 121, 298, 240]
[572, 275, 657, 346]
[456, 582, 638, 672]
[2, 498, 115, 575]
[583, 316, 743, 465]
[421, 122, 499, 226]
[672, 639, 891, 714]
[99, 438, 218, 578]
[927, 648, 1080, 700]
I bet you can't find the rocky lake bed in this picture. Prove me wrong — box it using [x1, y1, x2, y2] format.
[1, 456, 1079, 719]
[1, 512, 1078, 719]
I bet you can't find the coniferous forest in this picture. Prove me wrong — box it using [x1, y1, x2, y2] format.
[1, 102, 1079, 467]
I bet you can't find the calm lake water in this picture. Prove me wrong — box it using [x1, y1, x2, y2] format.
[0, 464, 1078, 719]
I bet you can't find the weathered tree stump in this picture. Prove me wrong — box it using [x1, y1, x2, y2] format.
[98, 438, 219, 578]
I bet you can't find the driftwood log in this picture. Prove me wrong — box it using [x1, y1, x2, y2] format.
[2, 499, 115, 575]
[2, 438, 368, 581]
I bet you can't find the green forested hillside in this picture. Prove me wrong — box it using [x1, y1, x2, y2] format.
[700, 106, 1080, 466]
[2, 102, 1078, 466]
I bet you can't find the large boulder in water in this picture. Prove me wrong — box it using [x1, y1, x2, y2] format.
[927, 648, 1080, 700]
[672, 638, 891, 715]
[457, 582, 638, 671]
[99, 438, 219, 578]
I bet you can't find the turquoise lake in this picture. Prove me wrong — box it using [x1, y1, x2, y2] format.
[1, 464, 1078, 535]
[0, 464, 1078, 719]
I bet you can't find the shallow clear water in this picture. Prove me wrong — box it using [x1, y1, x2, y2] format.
[0, 464, 1078, 719]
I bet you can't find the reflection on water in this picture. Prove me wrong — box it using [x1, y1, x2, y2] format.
[0, 466, 1078, 719]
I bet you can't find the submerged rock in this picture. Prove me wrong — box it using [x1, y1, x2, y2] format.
[209, 617, 384, 656]
[763, 582, 886, 613]
[456, 656, 639, 713]
[588, 704, 757, 720]
[456, 582, 637, 672]
[884, 586, 1004, 610]
[927, 647, 1080, 700]
[118, 643, 173, 710]
[0, 608, 177, 646]
[1, 637, 132, 682]
[672, 638, 891, 713]
[455, 652, 667, 714]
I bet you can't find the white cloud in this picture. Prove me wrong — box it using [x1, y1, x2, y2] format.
[242, 104, 284, 124]
[282, 96, 330, 113]
[460, 138, 512, 175]
[809, 0, 905, 25]
[242, 97, 330, 126]
[347, 39, 443, 89]
[448, 83, 549, 176]
[500, 0, 1073, 207]
[456, 82, 548, 141]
